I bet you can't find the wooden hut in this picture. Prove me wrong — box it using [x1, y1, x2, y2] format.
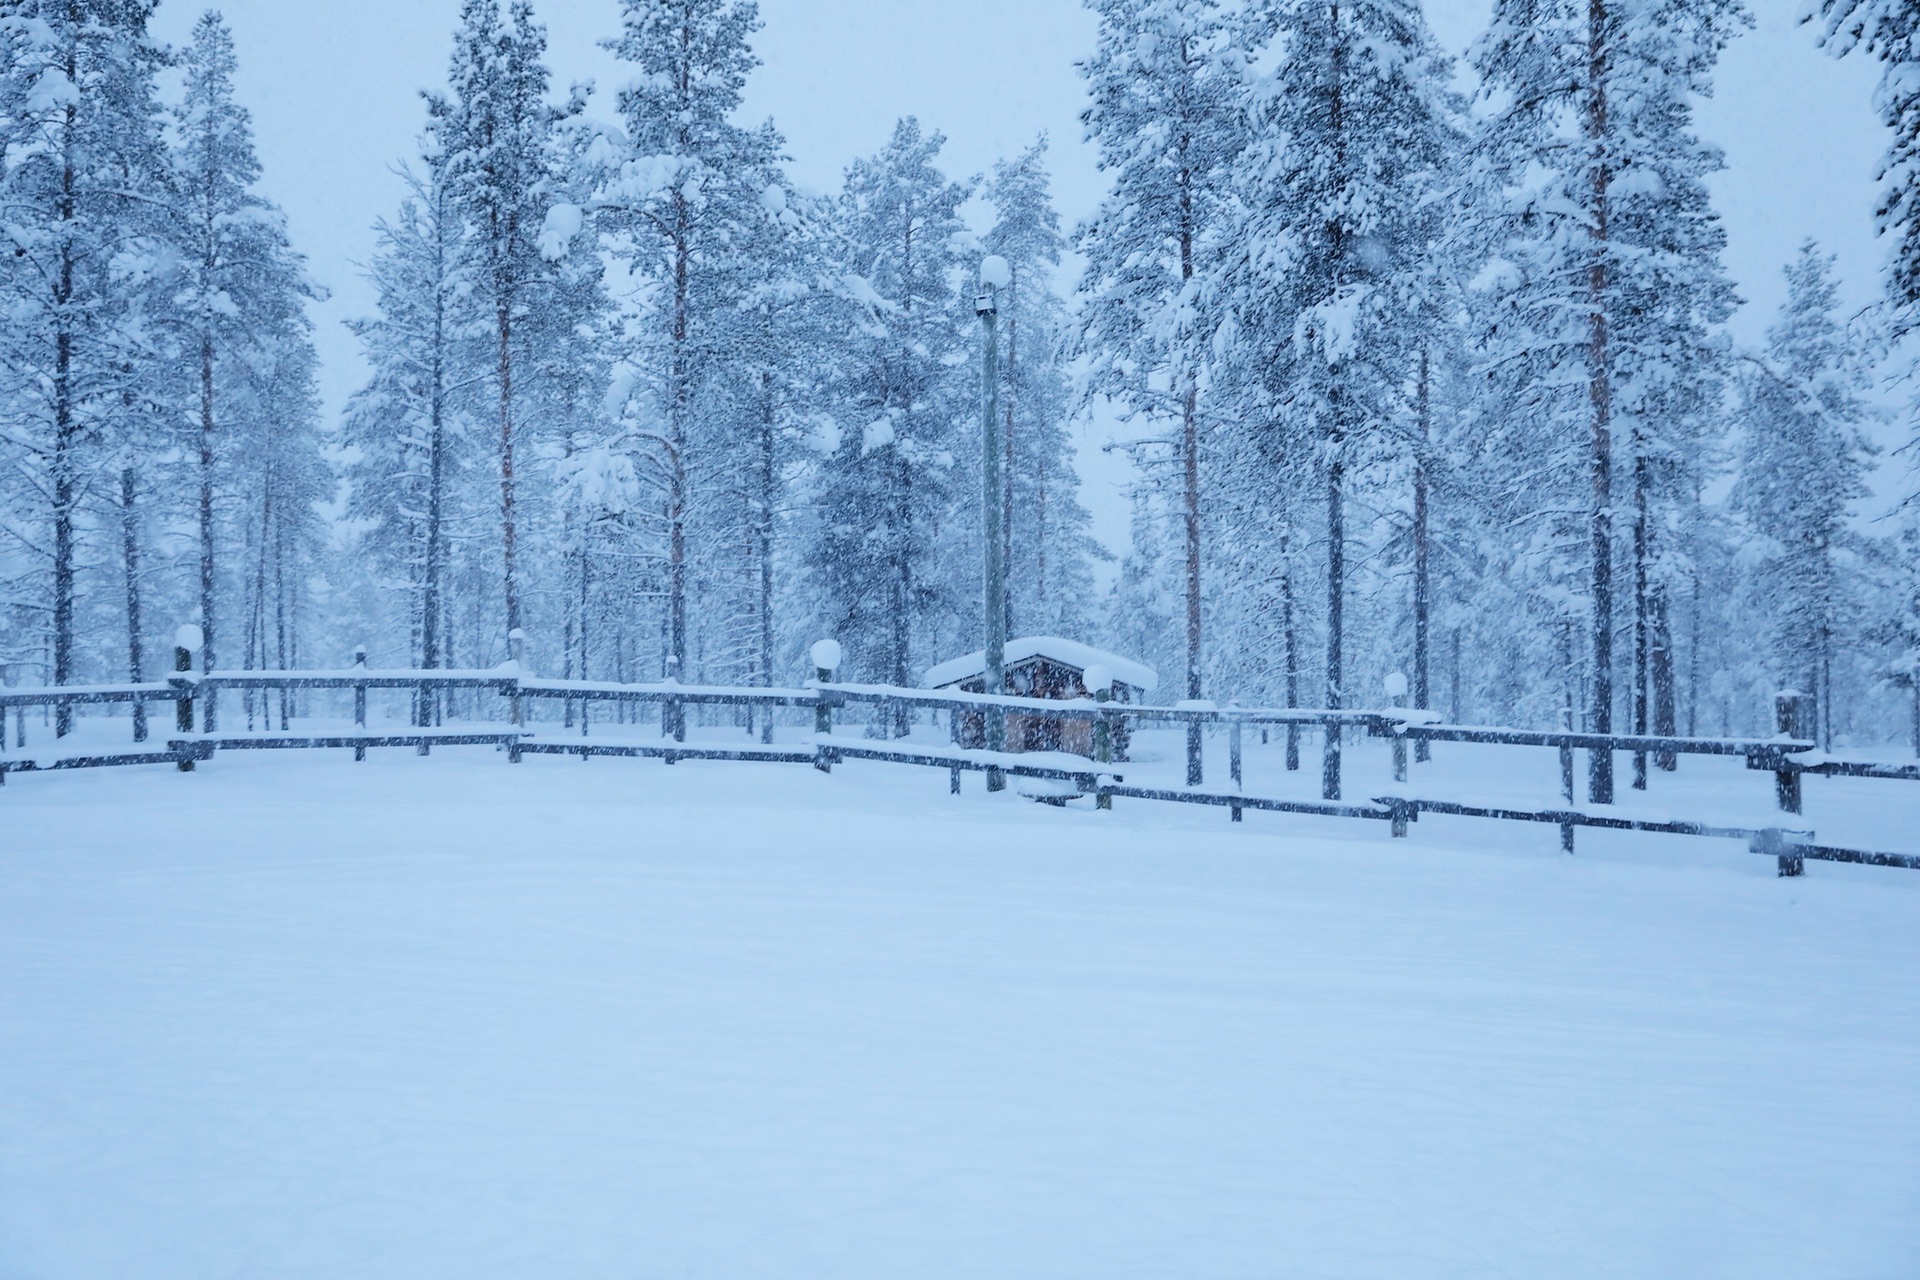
[924, 637, 1157, 757]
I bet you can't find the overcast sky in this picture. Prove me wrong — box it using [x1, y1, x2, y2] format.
[147, 0, 1894, 555]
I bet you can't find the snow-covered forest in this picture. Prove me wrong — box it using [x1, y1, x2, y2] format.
[6, 0, 1920, 758]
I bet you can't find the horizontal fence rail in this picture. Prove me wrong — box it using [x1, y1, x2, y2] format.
[0, 682, 182, 708]
[1, 666, 1914, 878]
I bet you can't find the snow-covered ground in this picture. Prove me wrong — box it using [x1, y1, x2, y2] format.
[3, 732, 1917, 1278]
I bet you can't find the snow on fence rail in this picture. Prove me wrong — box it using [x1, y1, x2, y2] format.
[2, 666, 1916, 877]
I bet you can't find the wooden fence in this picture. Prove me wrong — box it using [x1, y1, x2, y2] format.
[2, 658, 1916, 878]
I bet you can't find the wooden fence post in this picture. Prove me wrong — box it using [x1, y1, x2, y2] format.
[1229, 710, 1244, 823]
[664, 654, 684, 747]
[1559, 740, 1576, 854]
[1775, 691, 1805, 818]
[1228, 706, 1243, 784]
[174, 625, 201, 772]
[508, 629, 527, 728]
[1091, 680, 1114, 811]
[350, 646, 368, 761]
[1753, 826, 1805, 879]
[811, 640, 839, 774]
[1322, 715, 1342, 802]
[1384, 673, 1410, 790]
[1772, 692, 1808, 877]
[1380, 676, 1409, 839]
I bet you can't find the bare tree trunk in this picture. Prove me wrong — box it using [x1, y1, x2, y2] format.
[759, 372, 776, 695]
[245, 512, 264, 731]
[1324, 430, 1346, 800]
[1183, 381, 1204, 783]
[1820, 623, 1833, 750]
[1413, 346, 1432, 760]
[274, 516, 289, 731]
[497, 298, 521, 647]
[199, 331, 219, 732]
[1035, 463, 1049, 628]
[890, 207, 917, 739]
[420, 186, 450, 728]
[422, 308, 447, 673]
[121, 467, 146, 742]
[1003, 269, 1018, 640]
[579, 538, 591, 683]
[51, 100, 77, 735]
[1632, 443, 1649, 790]
[1686, 565, 1700, 737]
[1322, 0, 1348, 802]
[1584, 0, 1615, 804]
[1450, 628, 1462, 721]
[1172, 75, 1206, 783]
[1652, 583, 1677, 769]
[666, 194, 689, 705]
[891, 448, 912, 737]
[1282, 552, 1300, 771]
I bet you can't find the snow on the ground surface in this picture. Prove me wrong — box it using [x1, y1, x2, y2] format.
[2, 735, 1918, 1278]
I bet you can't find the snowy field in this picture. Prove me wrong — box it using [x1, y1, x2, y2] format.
[3, 731, 1918, 1278]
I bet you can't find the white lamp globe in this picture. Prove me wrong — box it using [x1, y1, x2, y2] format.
[1383, 671, 1410, 700]
[810, 639, 843, 673]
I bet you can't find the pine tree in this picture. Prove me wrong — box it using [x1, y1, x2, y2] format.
[1105, 481, 1185, 699]
[1225, 0, 1463, 797]
[594, 0, 775, 693]
[1471, 0, 1746, 798]
[1732, 241, 1876, 747]
[172, 11, 316, 719]
[229, 304, 326, 725]
[343, 163, 473, 683]
[0, 0, 173, 729]
[430, 0, 574, 652]
[809, 118, 973, 720]
[983, 136, 1100, 638]
[725, 164, 837, 694]
[528, 118, 618, 693]
[1808, 1, 1920, 334]
[1077, 0, 1241, 781]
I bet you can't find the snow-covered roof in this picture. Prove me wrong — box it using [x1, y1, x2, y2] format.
[923, 636, 1158, 693]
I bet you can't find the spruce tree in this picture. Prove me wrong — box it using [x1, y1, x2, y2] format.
[983, 137, 1100, 639]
